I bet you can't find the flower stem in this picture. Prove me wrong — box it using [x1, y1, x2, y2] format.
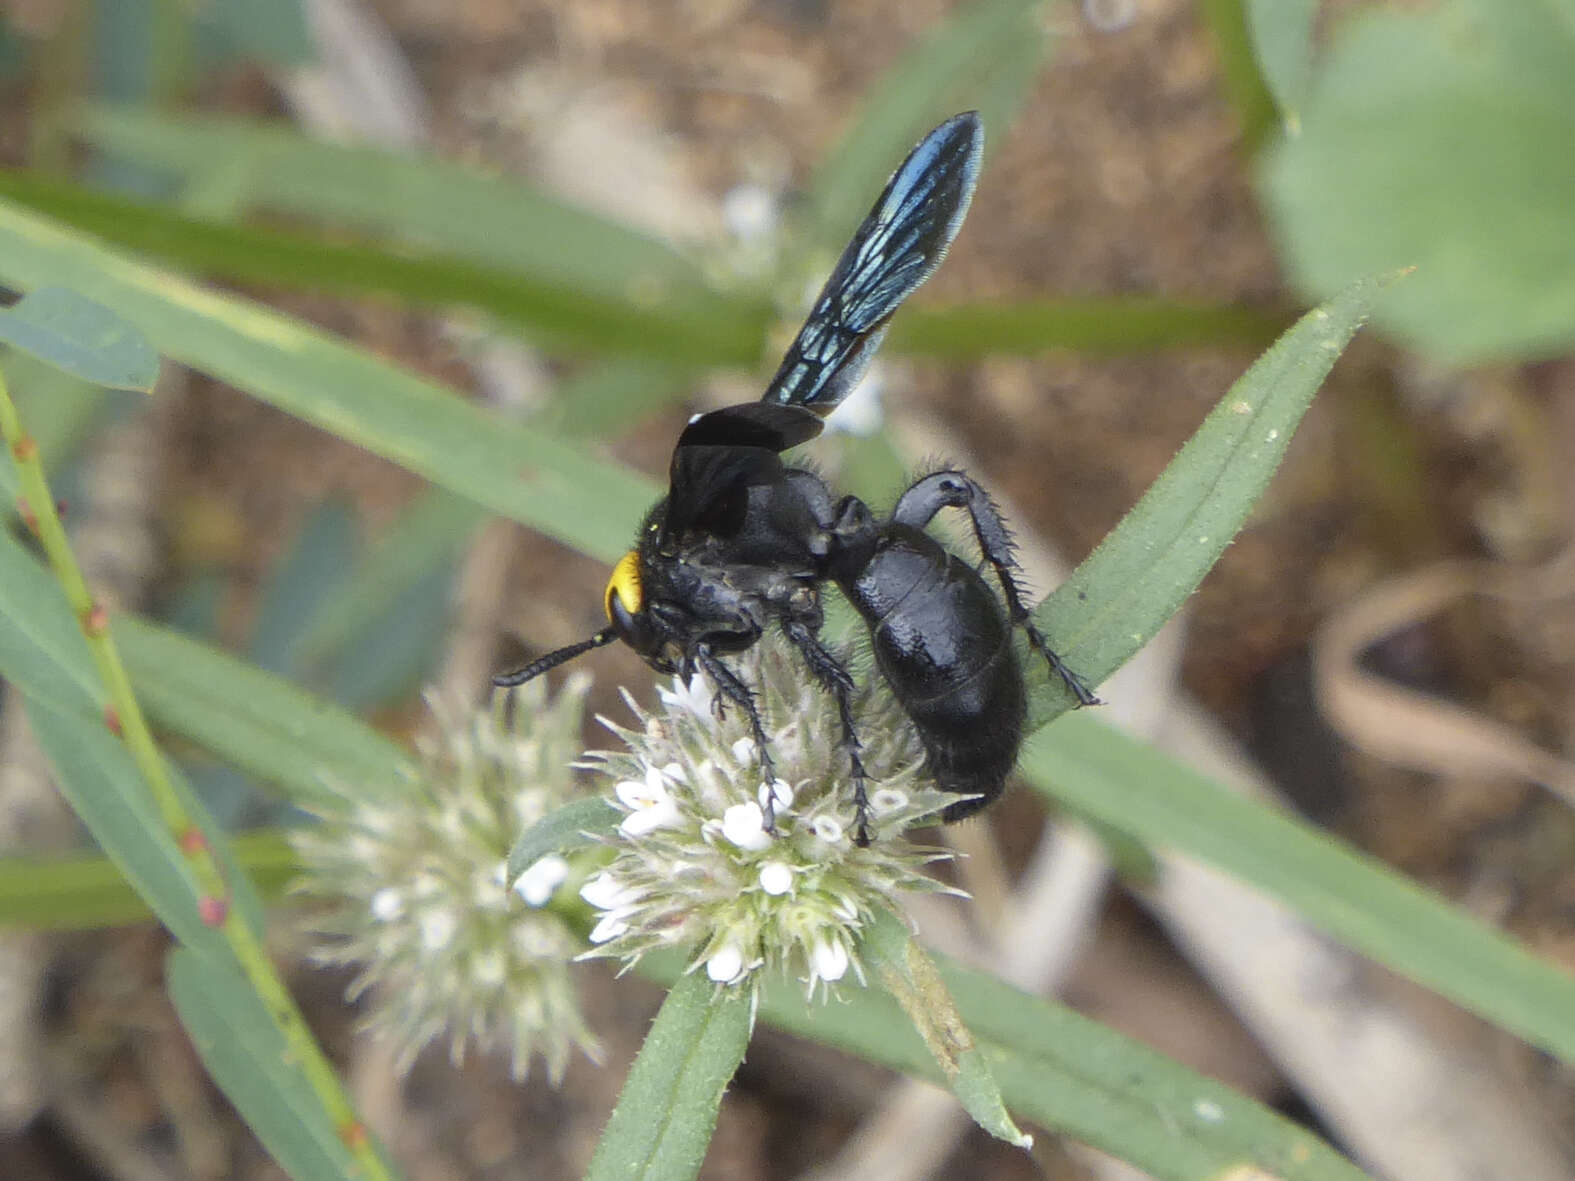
[0, 368, 393, 1181]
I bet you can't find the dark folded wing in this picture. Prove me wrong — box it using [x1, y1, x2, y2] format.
[760, 111, 984, 413]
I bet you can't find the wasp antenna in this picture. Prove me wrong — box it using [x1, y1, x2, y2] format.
[494, 628, 617, 687]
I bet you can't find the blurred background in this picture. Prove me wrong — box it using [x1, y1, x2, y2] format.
[2, 0, 1574, 1177]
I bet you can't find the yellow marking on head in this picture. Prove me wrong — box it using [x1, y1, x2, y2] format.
[604, 550, 643, 622]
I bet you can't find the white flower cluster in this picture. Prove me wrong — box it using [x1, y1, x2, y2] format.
[577, 632, 959, 997]
[291, 676, 599, 1082]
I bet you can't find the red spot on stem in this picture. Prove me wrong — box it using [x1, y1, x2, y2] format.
[103, 705, 123, 737]
[198, 895, 229, 926]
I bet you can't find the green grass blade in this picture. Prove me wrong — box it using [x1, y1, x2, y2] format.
[586, 971, 754, 1181]
[1246, 0, 1318, 132]
[292, 489, 480, 676]
[0, 286, 159, 390]
[1030, 277, 1375, 718]
[24, 694, 229, 954]
[114, 615, 416, 803]
[1024, 713, 1575, 1065]
[634, 953, 1364, 1180]
[0, 196, 659, 561]
[0, 830, 297, 931]
[885, 297, 1290, 357]
[1198, 0, 1281, 151]
[166, 946, 365, 1181]
[0, 171, 767, 364]
[71, 105, 713, 304]
[0, 526, 101, 714]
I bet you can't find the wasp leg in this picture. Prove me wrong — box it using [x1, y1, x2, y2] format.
[781, 619, 873, 847]
[892, 470, 1100, 706]
[694, 645, 783, 829]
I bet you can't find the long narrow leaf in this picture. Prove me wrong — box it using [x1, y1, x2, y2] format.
[1024, 713, 1575, 1066]
[0, 197, 658, 561]
[167, 947, 363, 1181]
[634, 953, 1364, 1180]
[885, 297, 1289, 358]
[0, 830, 297, 931]
[72, 105, 712, 303]
[24, 695, 230, 954]
[115, 615, 416, 803]
[586, 971, 754, 1181]
[1031, 277, 1376, 718]
[0, 171, 766, 364]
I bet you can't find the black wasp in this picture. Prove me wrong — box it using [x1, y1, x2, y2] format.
[497, 112, 1096, 845]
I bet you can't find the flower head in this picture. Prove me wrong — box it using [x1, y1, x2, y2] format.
[291, 675, 599, 1082]
[580, 631, 957, 998]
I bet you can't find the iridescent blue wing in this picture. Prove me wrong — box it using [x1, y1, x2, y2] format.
[760, 111, 983, 414]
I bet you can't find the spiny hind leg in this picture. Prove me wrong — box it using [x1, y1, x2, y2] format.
[892, 470, 1099, 706]
[780, 619, 873, 846]
[694, 644, 784, 828]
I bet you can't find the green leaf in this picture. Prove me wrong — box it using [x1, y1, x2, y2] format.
[0, 286, 158, 390]
[250, 499, 357, 676]
[863, 909, 1029, 1148]
[586, 971, 754, 1181]
[507, 797, 621, 881]
[293, 489, 481, 676]
[71, 105, 720, 312]
[885, 297, 1289, 358]
[115, 615, 417, 804]
[1024, 713, 1575, 1066]
[1246, 0, 1318, 132]
[0, 527, 101, 714]
[636, 953, 1364, 1180]
[166, 947, 364, 1181]
[24, 695, 229, 955]
[0, 170, 767, 365]
[0, 196, 659, 562]
[0, 830, 298, 931]
[1260, 0, 1575, 362]
[201, 0, 313, 67]
[1198, 0, 1281, 150]
[1031, 278, 1374, 720]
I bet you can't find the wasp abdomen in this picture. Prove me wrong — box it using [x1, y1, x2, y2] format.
[840, 528, 1026, 819]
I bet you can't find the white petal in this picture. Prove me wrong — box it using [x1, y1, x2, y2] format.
[811, 935, 850, 983]
[472, 949, 506, 987]
[658, 761, 686, 783]
[705, 942, 746, 984]
[419, 908, 457, 951]
[580, 871, 632, 910]
[620, 796, 682, 836]
[730, 737, 757, 764]
[614, 776, 667, 811]
[722, 802, 773, 851]
[369, 887, 404, 921]
[871, 788, 908, 813]
[758, 861, 793, 896]
[758, 778, 794, 812]
[514, 854, 569, 907]
[588, 913, 630, 943]
[811, 815, 845, 844]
